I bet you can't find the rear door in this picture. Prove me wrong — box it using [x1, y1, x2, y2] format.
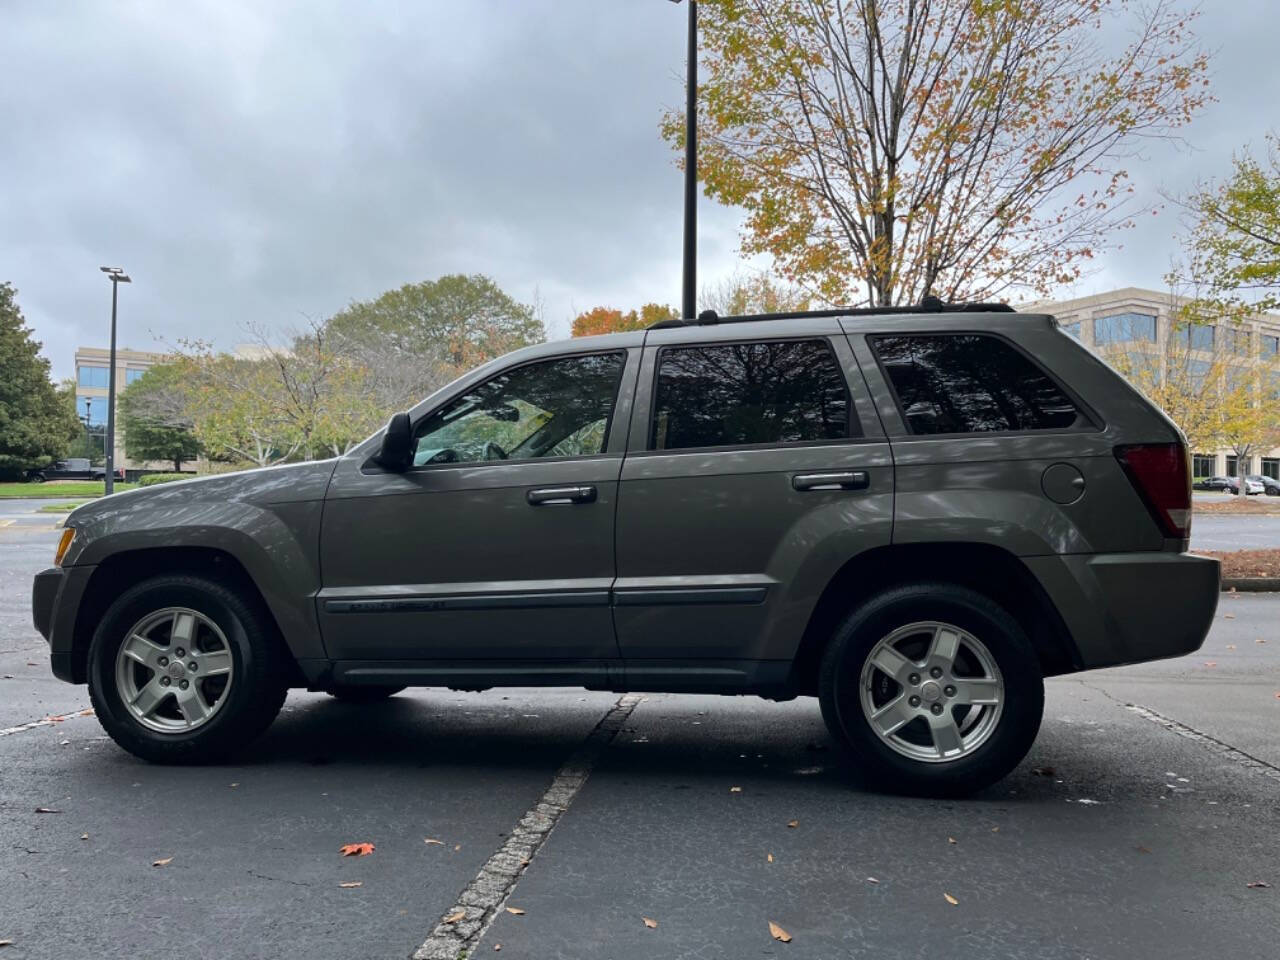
[612, 317, 894, 687]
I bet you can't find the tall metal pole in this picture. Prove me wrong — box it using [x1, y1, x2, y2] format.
[681, 0, 697, 320]
[105, 278, 119, 495]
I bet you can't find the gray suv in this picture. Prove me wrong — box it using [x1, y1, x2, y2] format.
[32, 303, 1220, 795]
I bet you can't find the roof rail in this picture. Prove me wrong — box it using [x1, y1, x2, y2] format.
[648, 298, 1015, 330]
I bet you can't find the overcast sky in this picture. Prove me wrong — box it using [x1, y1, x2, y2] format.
[3, 0, 1277, 381]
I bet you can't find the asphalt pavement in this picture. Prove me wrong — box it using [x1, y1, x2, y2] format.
[2, 520, 1278, 959]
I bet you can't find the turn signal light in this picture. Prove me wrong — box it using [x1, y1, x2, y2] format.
[54, 527, 76, 567]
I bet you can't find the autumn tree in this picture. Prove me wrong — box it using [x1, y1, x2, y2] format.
[1170, 134, 1280, 318]
[571, 303, 678, 337]
[665, 0, 1210, 307]
[0, 283, 81, 478]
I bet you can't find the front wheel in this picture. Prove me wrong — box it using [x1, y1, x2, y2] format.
[88, 574, 288, 763]
[819, 582, 1043, 797]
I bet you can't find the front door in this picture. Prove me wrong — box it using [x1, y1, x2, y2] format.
[612, 319, 894, 687]
[318, 346, 639, 673]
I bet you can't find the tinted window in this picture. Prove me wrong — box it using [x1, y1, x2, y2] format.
[872, 334, 1082, 434]
[651, 340, 853, 450]
[78, 365, 109, 387]
[1094, 312, 1155, 344]
[413, 352, 623, 466]
[1175, 324, 1214, 351]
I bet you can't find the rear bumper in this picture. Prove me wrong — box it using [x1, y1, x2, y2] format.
[1025, 552, 1220, 671]
[31, 565, 95, 683]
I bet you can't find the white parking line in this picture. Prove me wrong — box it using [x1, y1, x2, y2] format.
[0, 708, 95, 738]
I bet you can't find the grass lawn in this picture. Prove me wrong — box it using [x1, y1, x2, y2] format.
[37, 502, 88, 513]
[0, 482, 138, 499]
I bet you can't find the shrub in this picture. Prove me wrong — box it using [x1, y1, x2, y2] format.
[137, 472, 192, 487]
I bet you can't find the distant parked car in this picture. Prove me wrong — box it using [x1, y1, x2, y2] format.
[25, 459, 123, 483]
[1225, 476, 1264, 495]
[1195, 476, 1232, 491]
[1245, 474, 1280, 496]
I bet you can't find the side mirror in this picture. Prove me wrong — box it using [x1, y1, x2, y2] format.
[374, 412, 413, 471]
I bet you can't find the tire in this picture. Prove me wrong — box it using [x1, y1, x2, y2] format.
[87, 574, 288, 763]
[30, 473, 45, 484]
[819, 582, 1043, 797]
[326, 685, 405, 703]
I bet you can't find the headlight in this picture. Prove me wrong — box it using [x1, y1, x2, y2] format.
[54, 527, 76, 567]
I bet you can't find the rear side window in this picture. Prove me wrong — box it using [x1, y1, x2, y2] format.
[871, 334, 1083, 435]
[651, 339, 856, 450]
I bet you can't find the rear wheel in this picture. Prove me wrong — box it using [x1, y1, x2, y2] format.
[88, 574, 288, 763]
[326, 685, 405, 702]
[819, 582, 1043, 796]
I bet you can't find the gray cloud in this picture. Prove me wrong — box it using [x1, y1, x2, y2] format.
[1, 0, 1273, 380]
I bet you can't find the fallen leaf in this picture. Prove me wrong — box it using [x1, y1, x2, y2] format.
[1257, 639, 1268, 644]
[454, 844, 461, 851]
[729, 786, 742, 793]
[1031, 767, 1055, 777]
[152, 857, 173, 867]
[229, 783, 239, 788]
[339, 882, 363, 888]
[767, 853, 774, 863]
[1247, 881, 1271, 889]
[866, 876, 880, 884]
[442, 910, 466, 924]
[944, 893, 959, 906]
[80, 833, 88, 841]
[1224, 613, 1236, 619]
[1226, 644, 1236, 651]
[642, 917, 658, 929]
[1136, 845, 1151, 854]
[494, 945, 502, 952]
[339, 843, 375, 857]
[991, 827, 999, 833]
[424, 838, 445, 845]
[505, 907, 525, 916]
[34, 807, 61, 814]
[948, 837, 957, 844]
[0, 939, 12, 947]
[769, 921, 792, 943]
[786, 820, 799, 828]
[1203, 661, 1217, 668]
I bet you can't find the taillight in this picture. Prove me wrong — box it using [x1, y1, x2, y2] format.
[1114, 443, 1191, 539]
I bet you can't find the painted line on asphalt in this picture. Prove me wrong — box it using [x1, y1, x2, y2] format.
[1125, 703, 1280, 784]
[0, 708, 95, 738]
[411, 693, 642, 960]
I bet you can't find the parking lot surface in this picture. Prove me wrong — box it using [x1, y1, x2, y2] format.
[2, 521, 1277, 959]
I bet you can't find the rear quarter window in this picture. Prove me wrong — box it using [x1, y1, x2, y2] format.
[871, 333, 1084, 435]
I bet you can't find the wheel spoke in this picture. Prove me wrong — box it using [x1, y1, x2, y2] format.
[121, 634, 165, 669]
[953, 677, 1001, 706]
[176, 686, 210, 726]
[130, 680, 169, 718]
[868, 695, 915, 738]
[929, 712, 964, 758]
[869, 644, 912, 683]
[928, 626, 961, 670]
[195, 648, 232, 677]
[171, 612, 196, 648]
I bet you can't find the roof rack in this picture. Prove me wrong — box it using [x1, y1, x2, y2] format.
[648, 296, 1015, 330]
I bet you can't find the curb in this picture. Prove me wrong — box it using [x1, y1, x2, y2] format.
[1222, 577, 1280, 593]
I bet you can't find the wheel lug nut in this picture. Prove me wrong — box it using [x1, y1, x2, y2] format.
[174, 648, 185, 658]
[908, 695, 921, 707]
[944, 685, 956, 697]
[930, 667, 943, 679]
[189, 662, 198, 672]
[908, 673, 920, 685]
[158, 656, 168, 667]
[179, 679, 189, 690]
[160, 676, 171, 687]
[931, 703, 943, 715]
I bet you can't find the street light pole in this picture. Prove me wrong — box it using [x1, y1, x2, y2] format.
[99, 266, 131, 495]
[680, 0, 697, 320]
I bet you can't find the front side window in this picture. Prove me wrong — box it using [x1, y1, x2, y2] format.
[872, 334, 1084, 435]
[1094, 312, 1156, 345]
[650, 339, 854, 451]
[412, 352, 624, 466]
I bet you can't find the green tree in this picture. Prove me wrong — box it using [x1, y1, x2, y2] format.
[328, 274, 544, 368]
[0, 283, 82, 478]
[665, 0, 1210, 307]
[120, 364, 201, 471]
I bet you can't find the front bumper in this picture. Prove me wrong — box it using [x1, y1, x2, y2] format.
[31, 565, 95, 683]
[1025, 551, 1220, 671]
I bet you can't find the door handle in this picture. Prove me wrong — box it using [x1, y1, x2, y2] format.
[792, 471, 870, 492]
[527, 485, 598, 505]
